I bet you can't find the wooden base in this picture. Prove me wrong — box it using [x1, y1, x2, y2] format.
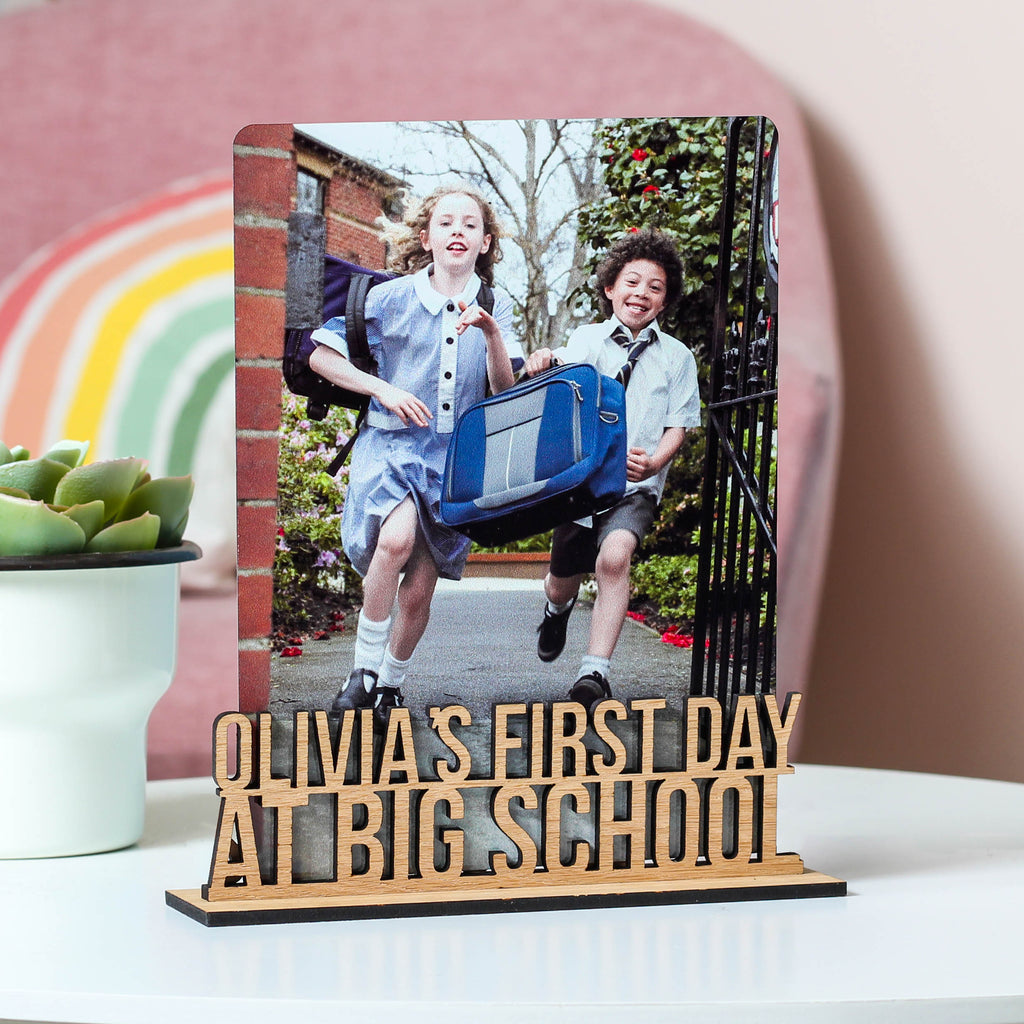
[166, 868, 845, 927]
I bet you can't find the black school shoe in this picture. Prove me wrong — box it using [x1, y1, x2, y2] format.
[330, 668, 378, 714]
[537, 596, 576, 662]
[569, 670, 612, 710]
[372, 684, 405, 730]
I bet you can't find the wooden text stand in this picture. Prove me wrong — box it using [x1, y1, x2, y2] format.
[167, 694, 845, 926]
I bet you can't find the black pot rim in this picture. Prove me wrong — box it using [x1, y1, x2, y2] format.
[0, 540, 202, 572]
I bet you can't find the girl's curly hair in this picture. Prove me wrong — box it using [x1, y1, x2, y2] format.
[595, 229, 685, 318]
[380, 184, 504, 286]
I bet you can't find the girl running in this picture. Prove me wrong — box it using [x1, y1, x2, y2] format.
[308, 184, 520, 723]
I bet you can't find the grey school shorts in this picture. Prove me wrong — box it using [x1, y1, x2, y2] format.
[548, 489, 659, 578]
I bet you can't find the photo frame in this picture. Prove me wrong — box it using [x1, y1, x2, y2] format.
[167, 116, 844, 925]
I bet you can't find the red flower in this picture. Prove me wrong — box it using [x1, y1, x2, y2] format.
[332, 611, 346, 622]
[642, 185, 660, 195]
[313, 630, 329, 640]
[287, 636, 302, 646]
[280, 646, 302, 658]
[660, 629, 696, 648]
[625, 610, 646, 622]
[329, 622, 345, 632]
[631, 148, 648, 161]
[627, 226, 640, 233]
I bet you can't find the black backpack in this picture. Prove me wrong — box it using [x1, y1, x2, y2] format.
[283, 255, 493, 473]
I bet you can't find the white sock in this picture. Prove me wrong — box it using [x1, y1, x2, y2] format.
[547, 596, 575, 615]
[353, 613, 391, 686]
[377, 646, 412, 690]
[578, 655, 611, 681]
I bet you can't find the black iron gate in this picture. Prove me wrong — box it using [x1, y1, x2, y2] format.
[690, 117, 778, 700]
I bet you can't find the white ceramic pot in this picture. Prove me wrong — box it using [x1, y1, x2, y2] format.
[0, 542, 200, 858]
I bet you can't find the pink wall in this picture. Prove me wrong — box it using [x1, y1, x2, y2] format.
[0, 0, 839, 775]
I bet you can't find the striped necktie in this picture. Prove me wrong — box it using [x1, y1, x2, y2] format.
[614, 327, 655, 388]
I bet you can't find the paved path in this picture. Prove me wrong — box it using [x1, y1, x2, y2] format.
[266, 578, 694, 875]
[270, 577, 692, 717]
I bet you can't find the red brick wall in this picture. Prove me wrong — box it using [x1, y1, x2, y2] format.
[324, 169, 389, 268]
[232, 125, 391, 712]
[233, 122, 292, 712]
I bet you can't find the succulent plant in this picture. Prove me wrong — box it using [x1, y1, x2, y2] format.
[0, 440, 194, 557]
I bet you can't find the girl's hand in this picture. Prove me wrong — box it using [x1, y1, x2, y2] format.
[455, 300, 495, 336]
[376, 382, 432, 427]
[626, 447, 654, 482]
[462, 300, 515, 395]
[524, 348, 554, 377]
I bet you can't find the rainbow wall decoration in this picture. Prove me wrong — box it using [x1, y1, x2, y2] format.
[0, 175, 234, 479]
[0, 175, 236, 579]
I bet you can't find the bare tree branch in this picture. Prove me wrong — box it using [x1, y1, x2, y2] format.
[380, 119, 605, 352]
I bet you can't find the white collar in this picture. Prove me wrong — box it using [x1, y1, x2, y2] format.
[413, 264, 482, 315]
[608, 315, 661, 344]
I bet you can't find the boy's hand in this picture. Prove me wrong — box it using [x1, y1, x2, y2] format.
[376, 382, 432, 427]
[626, 447, 655, 482]
[524, 348, 554, 377]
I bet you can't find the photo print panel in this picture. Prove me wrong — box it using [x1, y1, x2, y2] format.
[167, 116, 845, 926]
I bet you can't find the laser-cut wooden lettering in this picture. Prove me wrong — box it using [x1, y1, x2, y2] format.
[169, 695, 846, 924]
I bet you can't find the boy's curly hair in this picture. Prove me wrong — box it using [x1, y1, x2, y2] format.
[380, 184, 504, 286]
[595, 229, 685, 318]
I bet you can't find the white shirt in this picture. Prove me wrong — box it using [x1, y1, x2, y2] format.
[552, 316, 701, 501]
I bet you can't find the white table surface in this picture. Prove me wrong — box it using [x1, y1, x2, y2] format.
[1, 763, 1023, 1024]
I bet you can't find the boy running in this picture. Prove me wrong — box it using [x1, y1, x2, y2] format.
[523, 229, 700, 708]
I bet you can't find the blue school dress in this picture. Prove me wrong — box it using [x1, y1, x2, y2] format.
[311, 266, 520, 580]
